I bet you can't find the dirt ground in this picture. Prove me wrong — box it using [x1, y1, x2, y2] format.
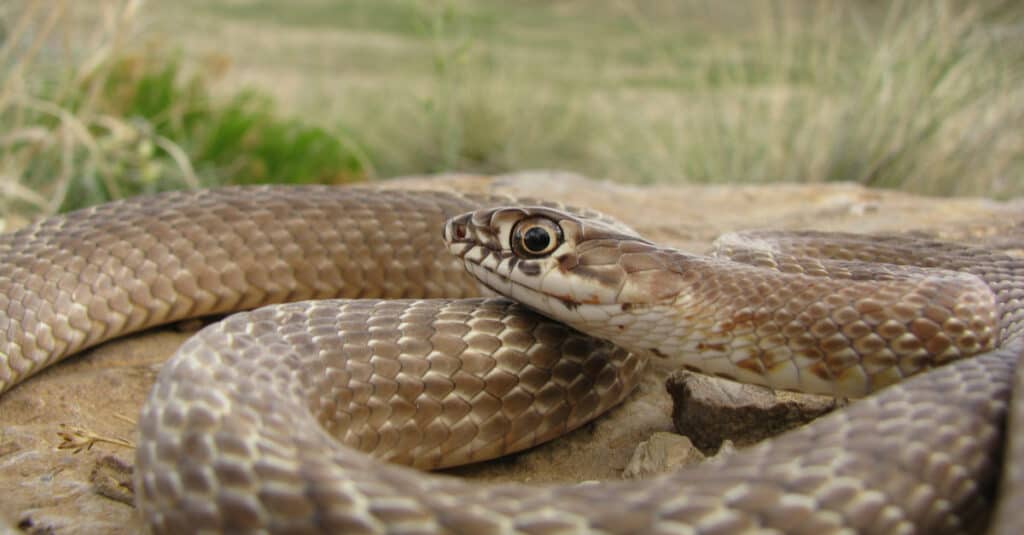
[2, 172, 1022, 533]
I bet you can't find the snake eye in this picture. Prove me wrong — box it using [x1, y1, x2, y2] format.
[511, 217, 562, 258]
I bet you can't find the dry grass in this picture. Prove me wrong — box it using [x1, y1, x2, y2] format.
[0, 0, 198, 227]
[609, 0, 1024, 197]
[2, 0, 1021, 227]
[150, 0, 1021, 198]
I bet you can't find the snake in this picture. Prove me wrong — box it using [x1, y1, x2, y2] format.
[0, 185, 1022, 534]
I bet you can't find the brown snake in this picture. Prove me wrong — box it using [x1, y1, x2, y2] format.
[0, 186, 1022, 534]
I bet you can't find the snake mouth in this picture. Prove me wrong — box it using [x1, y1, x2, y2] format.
[465, 257, 576, 313]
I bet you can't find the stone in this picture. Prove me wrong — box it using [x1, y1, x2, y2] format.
[666, 371, 843, 453]
[623, 432, 705, 480]
[91, 455, 135, 506]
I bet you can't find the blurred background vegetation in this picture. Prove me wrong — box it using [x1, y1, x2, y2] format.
[1, 0, 1021, 225]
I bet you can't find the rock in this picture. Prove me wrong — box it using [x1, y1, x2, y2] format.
[712, 439, 737, 460]
[90, 455, 134, 506]
[667, 371, 843, 453]
[1, 171, 1022, 532]
[623, 432, 705, 480]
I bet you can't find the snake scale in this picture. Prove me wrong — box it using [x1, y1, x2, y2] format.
[1, 186, 1022, 534]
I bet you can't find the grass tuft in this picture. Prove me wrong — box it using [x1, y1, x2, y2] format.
[0, 0, 366, 225]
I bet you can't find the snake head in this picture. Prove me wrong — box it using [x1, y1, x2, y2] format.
[444, 206, 689, 330]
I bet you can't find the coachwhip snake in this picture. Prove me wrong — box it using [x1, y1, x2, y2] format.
[0, 186, 1022, 533]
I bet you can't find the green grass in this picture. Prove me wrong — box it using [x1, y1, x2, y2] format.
[102, 55, 365, 184]
[2, 0, 1022, 224]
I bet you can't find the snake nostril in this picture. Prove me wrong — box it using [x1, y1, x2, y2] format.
[453, 224, 467, 241]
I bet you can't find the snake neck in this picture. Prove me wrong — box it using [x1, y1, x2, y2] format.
[549, 248, 1000, 398]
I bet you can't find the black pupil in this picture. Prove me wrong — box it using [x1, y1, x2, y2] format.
[523, 226, 551, 253]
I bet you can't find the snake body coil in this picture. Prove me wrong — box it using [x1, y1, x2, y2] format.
[1, 186, 1021, 534]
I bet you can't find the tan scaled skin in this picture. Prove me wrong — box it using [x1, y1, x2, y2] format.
[0, 187, 1022, 534]
[446, 206, 1000, 397]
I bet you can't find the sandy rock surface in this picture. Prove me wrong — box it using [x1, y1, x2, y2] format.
[1, 172, 1022, 533]
[666, 371, 843, 452]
